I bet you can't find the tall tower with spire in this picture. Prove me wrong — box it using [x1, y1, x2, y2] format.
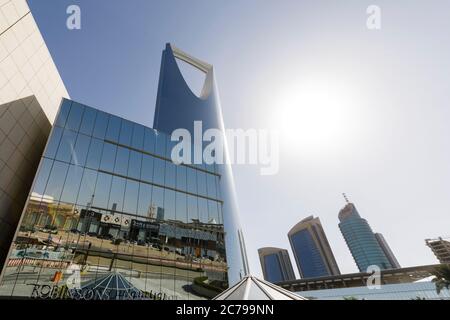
[338, 194, 398, 272]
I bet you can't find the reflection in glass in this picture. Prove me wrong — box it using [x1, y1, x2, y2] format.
[99, 143, 117, 173]
[164, 189, 176, 221]
[176, 165, 187, 192]
[60, 164, 83, 204]
[123, 180, 139, 214]
[119, 120, 133, 146]
[44, 127, 63, 159]
[141, 154, 154, 182]
[128, 150, 142, 180]
[55, 99, 71, 128]
[55, 129, 77, 163]
[71, 133, 90, 167]
[131, 123, 144, 150]
[77, 168, 97, 206]
[197, 171, 207, 198]
[44, 161, 69, 201]
[32, 158, 53, 196]
[65, 102, 84, 131]
[109, 176, 126, 211]
[93, 172, 112, 209]
[137, 183, 152, 217]
[114, 146, 130, 176]
[165, 161, 176, 189]
[85, 138, 104, 170]
[79, 107, 96, 136]
[105, 116, 121, 142]
[92, 111, 109, 139]
[143, 128, 156, 154]
[153, 158, 165, 185]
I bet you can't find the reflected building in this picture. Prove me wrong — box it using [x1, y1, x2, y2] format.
[0, 43, 248, 299]
[338, 201, 397, 272]
[258, 247, 295, 283]
[288, 216, 340, 279]
[0, 0, 69, 270]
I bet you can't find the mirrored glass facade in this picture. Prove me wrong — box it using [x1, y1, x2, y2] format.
[0, 100, 229, 300]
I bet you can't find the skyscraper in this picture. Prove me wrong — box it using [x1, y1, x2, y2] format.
[0, 43, 247, 300]
[153, 44, 249, 284]
[375, 233, 401, 269]
[288, 216, 340, 279]
[338, 199, 396, 272]
[0, 0, 69, 269]
[258, 247, 296, 283]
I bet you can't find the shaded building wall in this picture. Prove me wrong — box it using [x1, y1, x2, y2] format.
[0, 96, 50, 269]
[0, 0, 69, 268]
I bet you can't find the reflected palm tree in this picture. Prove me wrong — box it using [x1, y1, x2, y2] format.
[431, 264, 450, 294]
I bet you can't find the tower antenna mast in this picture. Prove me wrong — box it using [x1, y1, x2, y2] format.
[342, 193, 350, 204]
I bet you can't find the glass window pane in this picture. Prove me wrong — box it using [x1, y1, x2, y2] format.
[119, 120, 133, 146]
[123, 180, 139, 214]
[32, 158, 53, 196]
[198, 198, 208, 223]
[44, 161, 69, 201]
[55, 99, 71, 128]
[56, 129, 77, 163]
[155, 132, 166, 157]
[197, 171, 207, 197]
[92, 111, 109, 139]
[105, 116, 121, 142]
[71, 133, 90, 167]
[141, 154, 154, 182]
[153, 158, 165, 185]
[109, 176, 126, 212]
[152, 186, 164, 220]
[187, 195, 198, 222]
[186, 167, 197, 194]
[99, 143, 117, 172]
[137, 183, 152, 217]
[208, 200, 219, 224]
[77, 168, 97, 206]
[206, 173, 217, 199]
[176, 192, 186, 222]
[114, 146, 130, 176]
[44, 127, 63, 159]
[128, 150, 142, 180]
[66, 102, 84, 131]
[79, 107, 96, 136]
[93, 172, 112, 209]
[166, 139, 177, 159]
[164, 189, 176, 221]
[60, 164, 84, 204]
[131, 123, 144, 150]
[165, 161, 176, 188]
[143, 128, 156, 154]
[85, 138, 104, 170]
[176, 166, 187, 192]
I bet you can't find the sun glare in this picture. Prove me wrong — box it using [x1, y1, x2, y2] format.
[273, 78, 357, 153]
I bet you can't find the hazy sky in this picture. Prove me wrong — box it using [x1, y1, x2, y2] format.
[29, 0, 450, 277]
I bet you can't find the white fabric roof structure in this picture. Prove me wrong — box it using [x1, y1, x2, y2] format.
[213, 275, 307, 300]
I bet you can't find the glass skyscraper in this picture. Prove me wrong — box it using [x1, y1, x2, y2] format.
[288, 216, 340, 279]
[338, 202, 395, 272]
[0, 44, 248, 299]
[258, 247, 296, 283]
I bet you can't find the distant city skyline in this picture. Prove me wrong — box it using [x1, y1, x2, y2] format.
[26, 0, 450, 278]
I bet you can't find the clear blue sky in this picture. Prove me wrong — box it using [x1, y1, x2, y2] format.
[29, 0, 450, 277]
